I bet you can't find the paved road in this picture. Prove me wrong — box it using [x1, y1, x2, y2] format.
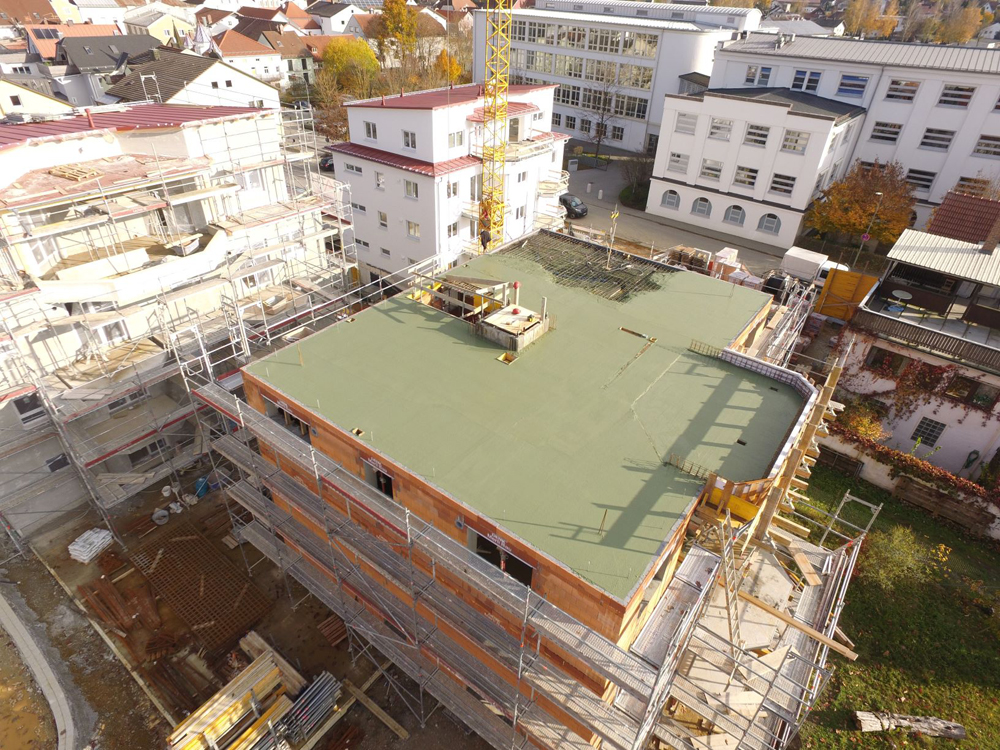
[0, 590, 74, 750]
[563, 159, 785, 277]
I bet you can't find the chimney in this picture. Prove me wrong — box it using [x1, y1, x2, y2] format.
[982, 212, 1000, 254]
[86, 108, 95, 127]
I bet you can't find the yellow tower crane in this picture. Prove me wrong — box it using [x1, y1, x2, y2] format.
[480, 0, 512, 252]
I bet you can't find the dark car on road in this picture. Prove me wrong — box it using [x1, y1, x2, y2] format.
[559, 193, 587, 218]
[319, 155, 336, 172]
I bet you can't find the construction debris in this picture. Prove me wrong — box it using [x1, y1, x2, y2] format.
[68, 528, 114, 563]
[854, 711, 967, 739]
[78, 576, 135, 631]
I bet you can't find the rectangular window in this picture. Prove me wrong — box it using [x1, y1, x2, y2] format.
[618, 63, 653, 90]
[974, 135, 1000, 158]
[945, 376, 1000, 408]
[675, 112, 697, 134]
[906, 168, 936, 192]
[744, 65, 771, 86]
[837, 74, 869, 98]
[554, 54, 584, 78]
[938, 84, 975, 107]
[515, 205, 526, 219]
[708, 118, 732, 140]
[13, 393, 45, 426]
[402, 130, 416, 148]
[404, 180, 419, 199]
[406, 221, 420, 238]
[611, 125, 624, 141]
[374, 171, 384, 189]
[886, 79, 919, 101]
[744, 123, 769, 146]
[345, 163, 362, 174]
[770, 173, 796, 194]
[46, 453, 70, 472]
[584, 58, 615, 83]
[517, 171, 527, 183]
[865, 345, 910, 375]
[791, 70, 821, 92]
[378, 211, 387, 228]
[870, 121, 902, 142]
[364, 121, 377, 139]
[733, 165, 758, 187]
[920, 128, 955, 150]
[614, 95, 648, 120]
[668, 152, 689, 173]
[446, 180, 459, 198]
[581, 87, 612, 113]
[587, 28, 620, 54]
[556, 25, 586, 48]
[447, 221, 459, 238]
[129, 438, 168, 468]
[911, 417, 945, 447]
[700, 159, 723, 180]
[554, 84, 580, 106]
[552, 113, 562, 126]
[621, 31, 657, 58]
[781, 129, 809, 154]
[350, 201, 366, 213]
[565, 115, 576, 129]
[580, 119, 591, 134]
[381, 247, 391, 257]
[956, 175, 991, 195]
[356, 239, 370, 248]
[448, 130, 464, 147]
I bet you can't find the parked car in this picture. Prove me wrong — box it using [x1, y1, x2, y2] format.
[559, 193, 588, 218]
[292, 100, 312, 110]
[319, 155, 336, 172]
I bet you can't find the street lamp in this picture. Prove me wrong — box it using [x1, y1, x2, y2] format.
[852, 191, 884, 268]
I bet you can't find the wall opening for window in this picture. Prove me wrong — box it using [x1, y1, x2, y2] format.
[263, 397, 311, 443]
[473, 531, 533, 587]
[362, 460, 394, 498]
[13, 392, 46, 426]
[128, 438, 168, 469]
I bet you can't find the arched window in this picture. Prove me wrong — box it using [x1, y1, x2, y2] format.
[691, 197, 712, 217]
[723, 205, 746, 226]
[660, 190, 680, 209]
[757, 213, 781, 234]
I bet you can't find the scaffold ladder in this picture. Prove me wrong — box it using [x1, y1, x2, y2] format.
[719, 510, 743, 662]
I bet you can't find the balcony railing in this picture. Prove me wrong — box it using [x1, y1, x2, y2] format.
[471, 138, 553, 162]
[538, 170, 570, 196]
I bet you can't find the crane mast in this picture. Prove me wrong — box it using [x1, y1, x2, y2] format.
[480, 0, 511, 251]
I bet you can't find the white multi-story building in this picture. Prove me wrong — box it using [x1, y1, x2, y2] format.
[327, 83, 568, 280]
[646, 87, 864, 248]
[472, 0, 761, 154]
[706, 33, 1000, 228]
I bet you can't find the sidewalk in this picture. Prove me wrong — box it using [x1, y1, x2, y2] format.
[563, 159, 786, 277]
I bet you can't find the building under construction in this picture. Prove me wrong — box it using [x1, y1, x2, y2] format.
[0, 101, 378, 541]
[189, 232, 877, 750]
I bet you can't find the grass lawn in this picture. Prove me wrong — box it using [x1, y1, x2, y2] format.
[797, 466, 1000, 748]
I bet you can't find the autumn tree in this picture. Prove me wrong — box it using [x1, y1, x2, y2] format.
[935, 5, 983, 43]
[434, 50, 462, 83]
[805, 159, 916, 247]
[372, 0, 417, 66]
[844, 0, 887, 36]
[313, 72, 349, 141]
[321, 36, 379, 98]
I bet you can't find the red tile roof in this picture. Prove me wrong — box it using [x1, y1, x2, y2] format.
[0, 0, 59, 26]
[467, 101, 539, 122]
[347, 82, 557, 111]
[25, 23, 121, 60]
[237, 5, 283, 19]
[327, 141, 479, 177]
[213, 29, 277, 56]
[928, 191, 1000, 244]
[0, 104, 262, 151]
[196, 7, 232, 24]
[281, 1, 321, 30]
[302, 34, 352, 60]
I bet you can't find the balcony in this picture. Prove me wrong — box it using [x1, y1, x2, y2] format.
[471, 137, 553, 162]
[854, 272, 1000, 374]
[537, 170, 570, 197]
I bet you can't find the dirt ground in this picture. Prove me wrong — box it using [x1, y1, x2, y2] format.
[16, 468, 493, 750]
[0, 621, 56, 749]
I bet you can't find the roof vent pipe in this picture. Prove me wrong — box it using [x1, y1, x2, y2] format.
[86, 108, 95, 127]
[513, 280, 520, 306]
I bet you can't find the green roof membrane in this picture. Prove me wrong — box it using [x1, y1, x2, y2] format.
[247, 242, 804, 599]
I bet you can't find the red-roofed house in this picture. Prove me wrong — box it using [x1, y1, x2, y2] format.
[281, 1, 322, 33]
[211, 29, 284, 86]
[928, 191, 1000, 245]
[326, 83, 567, 279]
[24, 23, 121, 61]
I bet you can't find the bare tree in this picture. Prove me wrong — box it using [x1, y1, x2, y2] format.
[576, 71, 620, 163]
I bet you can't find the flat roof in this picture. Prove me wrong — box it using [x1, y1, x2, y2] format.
[246, 238, 804, 599]
[346, 82, 556, 110]
[702, 87, 866, 122]
[719, 32, 1000, 75]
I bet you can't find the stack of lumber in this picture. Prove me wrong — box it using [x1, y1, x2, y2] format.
[126, 582, 161, 630]
[238, 630, 307, 697]
[167, 652, 286, 750]
[78, 576, 135, 631]
[318, 615, 347, 647]
[68, 529, 113, 563]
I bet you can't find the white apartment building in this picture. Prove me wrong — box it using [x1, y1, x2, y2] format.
[646, 88, 864, 248]
[0, 102, 357, 536]
[327, 83, 568, 281]
[707, 33, 1000, 229]
[472, 0, 761, 154]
